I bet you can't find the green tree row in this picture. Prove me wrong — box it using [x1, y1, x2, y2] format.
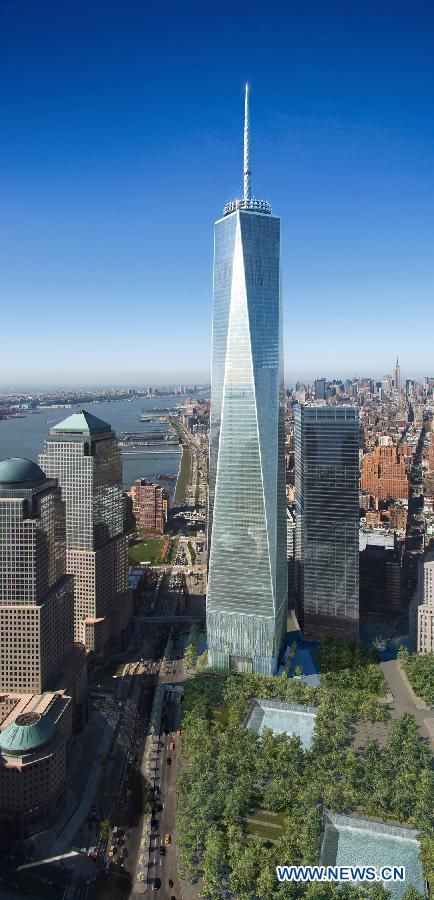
[176, 655, 433, 898]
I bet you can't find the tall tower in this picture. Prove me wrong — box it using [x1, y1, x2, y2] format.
[394, 356, 401, 394]
[294, 405, 359, 640]
[39, 411, 131, 657]
[207, 85, 287, 674]
[0, 457, 74, 693]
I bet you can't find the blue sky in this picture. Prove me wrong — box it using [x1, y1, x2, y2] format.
[1, 0, 433, 388]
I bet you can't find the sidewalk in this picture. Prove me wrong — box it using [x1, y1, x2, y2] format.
[32, 713, 115, 857]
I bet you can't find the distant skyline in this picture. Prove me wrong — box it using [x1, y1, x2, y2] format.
[1, 0, 433, 387]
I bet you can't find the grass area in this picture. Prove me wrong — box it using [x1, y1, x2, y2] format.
[244, 817, 283, 840]
[211, 705, 230, 725]
[128, 535, 166, 565]
[174, 445, 191, 504]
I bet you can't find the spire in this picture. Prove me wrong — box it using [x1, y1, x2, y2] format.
[396, 355, 399, 367]
[243, 83, 251, 201]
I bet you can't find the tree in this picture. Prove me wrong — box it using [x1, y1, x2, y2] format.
[184, 642, 197, 669]
[200, 826, 226, 899]
[196, 651, 208, 672]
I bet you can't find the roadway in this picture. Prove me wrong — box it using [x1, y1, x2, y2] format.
[143, 639, 184, 898]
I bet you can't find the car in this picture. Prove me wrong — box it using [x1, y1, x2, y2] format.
[169, 741, 175, 751]
[166, 757, 171, 765]
[159, 846, 166, 856]
[154, 878, 161, 889]
[164, 833, 171, 845]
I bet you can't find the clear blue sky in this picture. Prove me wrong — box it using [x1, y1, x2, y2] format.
[1, 0, 433, 389]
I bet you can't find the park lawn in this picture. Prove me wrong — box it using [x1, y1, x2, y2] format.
[211, 705, 230, 725]
[244, 811, 284, 841]
[128, 536, 166, 565]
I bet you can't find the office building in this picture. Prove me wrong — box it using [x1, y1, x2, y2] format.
[39, 411, 132, 656]
[360, 444, 409, 501]
[0, 457, 74, 694]
[129, 479, 168, 533]
[314, 378, 326, 400]
[295, 405, 359, 639]
[409, 548, 434, 653]
[207, 85, 287, 674]
[0, 691, 72, 838]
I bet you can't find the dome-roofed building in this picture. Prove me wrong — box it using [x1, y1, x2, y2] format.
[0, 711, 59, 756]
[0, 692, 71, 838]
[0, 457, 46, 487]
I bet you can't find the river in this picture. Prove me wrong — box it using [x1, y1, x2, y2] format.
[0, 396, 184, 502]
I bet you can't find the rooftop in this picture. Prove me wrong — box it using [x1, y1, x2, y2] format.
[0, 710, 59, 757]
[244, 699, 318, 750]
[320, 811, 425, 899]
[50, 409, 111, 435]
[0, 457, 46, 487]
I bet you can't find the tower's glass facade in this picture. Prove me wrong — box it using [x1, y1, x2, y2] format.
[207, 207, 287, 674]
[294, 404, 359, 639]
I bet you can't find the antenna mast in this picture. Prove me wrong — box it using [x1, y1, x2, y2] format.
[243, 83, 251, 201]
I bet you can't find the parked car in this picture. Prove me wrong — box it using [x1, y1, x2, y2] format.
[164, 833, 171, 845]
[166, 757, 171, 765]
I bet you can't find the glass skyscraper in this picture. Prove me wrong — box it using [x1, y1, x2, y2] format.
[207, 86, 287, 674]
[294, 404, 359, 640]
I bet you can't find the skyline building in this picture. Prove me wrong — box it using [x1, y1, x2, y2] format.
[0, 457, 74, 694]
[207, 85, 287, 674]
[394, 356, 401, 394]
[294, 404, 359, 640]
[39, 410, 132, 657]
[314, 378, 326, 400]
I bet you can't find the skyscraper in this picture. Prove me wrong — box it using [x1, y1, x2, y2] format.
[314, 378, 326, 400]
[0, 457, 74, 693]
[394, 356, 401, 394]
[294, 405, 359, 640]
[207, 85, 287, 674]
[39, 410, 132, 657]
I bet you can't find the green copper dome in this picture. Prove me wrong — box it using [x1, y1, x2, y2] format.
[0, 457, 46, 487]
[51, 409, 111, 434]
[0, 712, 59, 756]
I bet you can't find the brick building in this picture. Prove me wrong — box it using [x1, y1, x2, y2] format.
[130, 479, 168, 533]
[360, 445, 409, 501]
